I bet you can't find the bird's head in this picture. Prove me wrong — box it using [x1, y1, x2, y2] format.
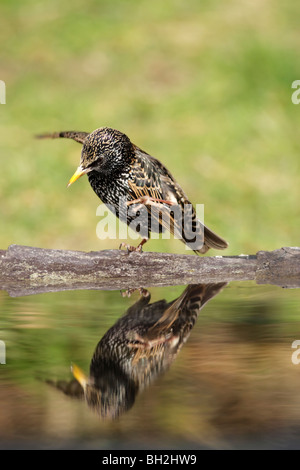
[67, 127, 133, 187]
[71, 362, 136, 419]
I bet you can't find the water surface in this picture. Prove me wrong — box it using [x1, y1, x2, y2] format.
[0, 281, 300, 449]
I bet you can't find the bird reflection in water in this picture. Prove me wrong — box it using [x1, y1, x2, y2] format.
[51, 283, 227, 419]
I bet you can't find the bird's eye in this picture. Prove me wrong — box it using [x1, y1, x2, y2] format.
[87, 156, 103, 170]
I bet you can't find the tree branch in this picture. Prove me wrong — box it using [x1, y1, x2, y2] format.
[0, 245, 299, 297]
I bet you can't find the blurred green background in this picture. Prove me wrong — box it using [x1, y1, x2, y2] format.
[1, 0, 299, 255]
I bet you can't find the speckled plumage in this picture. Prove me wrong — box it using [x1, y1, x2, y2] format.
[46, 283, 227, 419]
[39, 127, 228, 253]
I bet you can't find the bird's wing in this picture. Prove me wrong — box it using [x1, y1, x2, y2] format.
[127, 147, 181, 236]
[137, 150, 228, 253]
[127, 146, 166, 201]
[127, 146, 204, 248]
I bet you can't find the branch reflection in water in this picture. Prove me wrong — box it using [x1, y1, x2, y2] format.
[47, 283, 227, 419]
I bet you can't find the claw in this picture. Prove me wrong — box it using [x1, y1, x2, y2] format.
[119, 238, 148, 253]
[119, 242, 140, 253]
[120, 287, 150, 298]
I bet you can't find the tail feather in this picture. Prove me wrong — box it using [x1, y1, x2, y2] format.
[149, 282, 227, 335]
[196, 225, 228, 254]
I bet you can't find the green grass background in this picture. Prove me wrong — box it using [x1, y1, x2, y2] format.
[1, 0, 299, 255]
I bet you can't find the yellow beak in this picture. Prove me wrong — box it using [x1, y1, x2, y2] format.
[67, 165, 88, 188]
[71, 363, 88, 389]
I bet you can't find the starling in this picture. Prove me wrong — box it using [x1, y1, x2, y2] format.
[68, 282, 227, 418]
[38, 127, 228, 254]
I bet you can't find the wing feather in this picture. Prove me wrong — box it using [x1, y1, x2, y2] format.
[127, 146, 197, 243]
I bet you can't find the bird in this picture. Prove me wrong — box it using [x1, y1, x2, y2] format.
[48, 282, 227, 419]
[38, 127, 228, 254]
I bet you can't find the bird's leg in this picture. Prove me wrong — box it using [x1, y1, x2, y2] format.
[119, 237, 148, 253]
[136, 237, 148, 251]
[120, 197, 176, 253]
[120, 287, 150, 298]
[127, 196, 177, 207]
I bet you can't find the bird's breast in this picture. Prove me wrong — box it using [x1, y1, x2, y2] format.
[88, 170, 130, 207]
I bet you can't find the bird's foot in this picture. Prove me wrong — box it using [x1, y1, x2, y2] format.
[119, 242, 143, 253]
[119, 238, 148, 254]
[121, 287, 149, 298]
